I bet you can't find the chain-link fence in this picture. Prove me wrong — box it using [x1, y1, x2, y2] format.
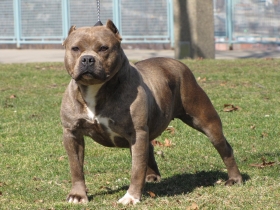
[214, 0, 280, 43]
[1, 0, 280, 48]
[0, 0, 173, 47]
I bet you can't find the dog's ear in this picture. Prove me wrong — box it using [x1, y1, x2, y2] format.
[68, 25, 76, 36]
[62, 25, 76, 47]
[106, 20, 122, 41]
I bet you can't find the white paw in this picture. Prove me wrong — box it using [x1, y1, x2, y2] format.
[117, 192, 140, 205]
[68, 196, 88, 204]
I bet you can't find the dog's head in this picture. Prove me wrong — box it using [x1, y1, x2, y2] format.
[63, 20, 123, 86]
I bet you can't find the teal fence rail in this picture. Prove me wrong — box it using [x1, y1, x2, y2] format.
[1, 0, 280, 48]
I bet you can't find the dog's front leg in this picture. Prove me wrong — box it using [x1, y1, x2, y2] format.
[63, 128, 88, 203]
[118, 127, 149, 205]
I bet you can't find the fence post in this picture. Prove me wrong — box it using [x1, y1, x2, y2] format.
[62, 0, 69, 41]
[13, 0, 21, 48]
[226, 0, 233, 49]
[168, 0, 174, 48]
[113, 0, 121, 33]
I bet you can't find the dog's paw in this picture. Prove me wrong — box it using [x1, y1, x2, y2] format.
[146, 174, 161, 183]
[117, 192, 140, 205]
[67, 195, 88, 204]
[225, 176, 243, 186]
[67, 186, 89, 204]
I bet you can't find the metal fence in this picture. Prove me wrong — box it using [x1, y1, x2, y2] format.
[1, 0, 280, 48]
[0, 0, 173, 48]
[214, 0, 280, 44]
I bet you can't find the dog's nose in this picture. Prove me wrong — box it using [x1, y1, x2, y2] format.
[81, 55, 95, 66]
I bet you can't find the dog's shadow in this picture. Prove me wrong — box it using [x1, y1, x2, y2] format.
[145, 171, 250, 197]
[88, 171, 250, 200]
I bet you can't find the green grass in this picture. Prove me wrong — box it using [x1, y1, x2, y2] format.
[0, 59, 280, 209]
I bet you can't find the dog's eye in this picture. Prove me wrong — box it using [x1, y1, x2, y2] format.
[71, 47, 79, 52]
[99, 46, 109, 52]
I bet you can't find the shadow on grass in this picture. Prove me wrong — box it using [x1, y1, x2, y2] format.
[145, 171, 250, 197]
[87, 185, 128, 202]
[88, 170, 250, 201]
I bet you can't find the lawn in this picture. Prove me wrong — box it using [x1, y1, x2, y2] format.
[0, 59, 280, 209]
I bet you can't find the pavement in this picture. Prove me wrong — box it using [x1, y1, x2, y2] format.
[1, 49, 280, 63]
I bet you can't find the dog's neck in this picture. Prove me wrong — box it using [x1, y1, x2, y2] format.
[79, 84, 102, 106]
[76, 54, 130, 119]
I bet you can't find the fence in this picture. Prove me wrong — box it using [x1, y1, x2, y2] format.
[214, 0, 280, 44]
[0, 0, 174, 48]
[1, 0, 280, 48]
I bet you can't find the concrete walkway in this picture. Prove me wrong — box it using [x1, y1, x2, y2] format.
[0, 49, 280, 64]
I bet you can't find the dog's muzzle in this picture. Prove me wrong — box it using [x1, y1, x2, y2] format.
[75, 55, 108, 81]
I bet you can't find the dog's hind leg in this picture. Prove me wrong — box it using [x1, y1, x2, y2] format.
[146, 143, 161, 182]
[179, 83, 242, 185]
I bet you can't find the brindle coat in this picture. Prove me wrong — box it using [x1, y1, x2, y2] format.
[61, 20, 242, 205]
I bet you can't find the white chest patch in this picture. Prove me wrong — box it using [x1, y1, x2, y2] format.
[84, 84, 101, 121]
[84, 85, 120, 141]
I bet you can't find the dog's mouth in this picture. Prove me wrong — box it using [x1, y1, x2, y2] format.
[75, 71, 94, 81]
[75, 69, 109, 82]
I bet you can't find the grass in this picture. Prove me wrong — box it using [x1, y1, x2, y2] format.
[0, 59, 280, 209]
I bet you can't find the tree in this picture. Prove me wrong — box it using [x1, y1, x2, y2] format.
[173, 0, 215, 59]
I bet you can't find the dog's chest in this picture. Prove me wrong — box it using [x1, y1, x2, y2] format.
[83, 86, 121, 146]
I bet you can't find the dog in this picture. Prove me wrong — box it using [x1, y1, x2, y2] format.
[60, 20, 242, 205]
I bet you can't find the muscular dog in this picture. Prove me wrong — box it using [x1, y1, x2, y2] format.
[60, 20, 242, 205]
